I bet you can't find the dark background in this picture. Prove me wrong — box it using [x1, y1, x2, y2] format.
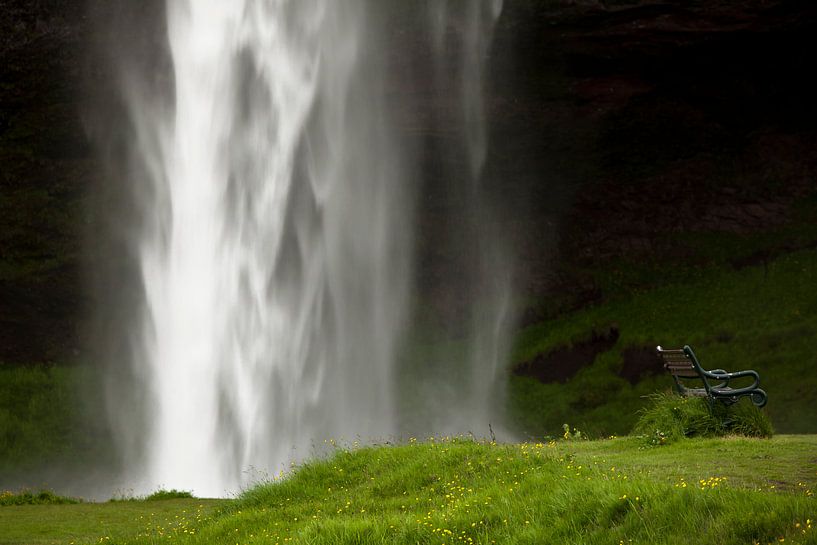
[2, 0, 817, 365]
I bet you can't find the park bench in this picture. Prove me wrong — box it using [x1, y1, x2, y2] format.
[656, 345, 767, 408]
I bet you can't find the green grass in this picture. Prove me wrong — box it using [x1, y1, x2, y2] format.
[108, 489, 196, 503]
[509, 247, 817, 439]
[2, 436, 813, 545]
[144, 489, 195, 501]
[0, 489, 81, 506]
[0, 498, 225, 545]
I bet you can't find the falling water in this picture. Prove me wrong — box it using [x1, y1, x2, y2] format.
[442, 0, 512, 434]
[105, 0, 506, 497]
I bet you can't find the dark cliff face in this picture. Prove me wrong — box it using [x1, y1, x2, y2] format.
[0, 0, 92, 363]
[484, 0, 817, 324]
[2, 1, 817, 363]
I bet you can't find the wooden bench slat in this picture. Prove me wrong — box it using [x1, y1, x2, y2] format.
[667, 370, 699, 378]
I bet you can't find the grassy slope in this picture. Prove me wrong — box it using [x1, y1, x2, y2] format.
[509, 246, 817, 439]
[2, 436, 814, 545]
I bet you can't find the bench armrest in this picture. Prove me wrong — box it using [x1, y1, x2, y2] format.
[701, 368, 760, 390]
[707, 369, 730, 388]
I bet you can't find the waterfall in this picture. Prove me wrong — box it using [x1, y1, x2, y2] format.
[103, 0, 506, 497]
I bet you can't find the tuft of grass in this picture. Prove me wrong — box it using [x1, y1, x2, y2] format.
[632, 393, 720, 444]
[145, 489, 195, 501]
[728, 400, 775, 438]
[632, 392, 773, 446]
[109, 488, 196, 502]
[0, 488, 80, 506]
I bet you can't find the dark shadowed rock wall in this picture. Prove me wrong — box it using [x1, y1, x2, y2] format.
[0, 0, 91, 363]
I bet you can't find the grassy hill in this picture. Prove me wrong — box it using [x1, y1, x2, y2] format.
[1, 435, 815, 544]
[509, 245, 817, 440]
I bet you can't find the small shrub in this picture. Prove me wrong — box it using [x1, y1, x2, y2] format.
[632, 393, 719, 444]
[632, 391, 772, 445]
[108, 488, 195, 502]
[728, 400, 774, 437]
[0, 488, 81, 506]
[144, 489, 194, 501]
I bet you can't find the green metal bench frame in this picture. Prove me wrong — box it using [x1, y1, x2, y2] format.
[656, 345, 767, 408]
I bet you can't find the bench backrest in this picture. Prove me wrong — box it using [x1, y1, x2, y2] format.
[657, 345, 715, 397]
[657, 346, 699, 378]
